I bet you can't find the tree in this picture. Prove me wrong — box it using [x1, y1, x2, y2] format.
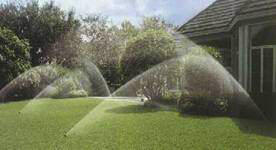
[0, 0, 80, 66]
[119, 20, 139, 39]
[141, 16, 174, 31]
[45, 30, 83, 68]
[0, 27, 31, 88]
[120, 29, 177, 84]
[81, 15, 122, 90]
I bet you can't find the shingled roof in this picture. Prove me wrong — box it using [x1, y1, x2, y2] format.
[178, 0, 276, 38]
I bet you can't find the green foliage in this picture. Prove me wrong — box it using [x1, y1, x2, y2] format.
[202, 46, 223, 62]
[52, 88, 89, 99]
[98, 64, 121, 91]
[178, 92, 229, 116]
[47, 31, 83, 68]
[137, 66, 169, 102]
[46, 70, 92, 99]
[141, 16, 174, 31]
[0, 1, 80, 66]
[119, 20, 139, 39]
[181, 55, 230, 97]
[187, 46, 222, 62]
[0, 27, 31, 88]
[53, 77, 79, 98]
[120, 29, 177, 83]
[51, 77, 81, 98]
[143, 91, 181, 107]
[160, 91, 181, 105]
[81, 15, 122, 90]
[66, 90, 88, 98]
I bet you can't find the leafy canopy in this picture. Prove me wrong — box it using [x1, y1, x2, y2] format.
[0, 0, 80, 66]
[0, 27, 31, 88]
[120, 29, 177, 83]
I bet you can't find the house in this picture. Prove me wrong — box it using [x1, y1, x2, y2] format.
[178, 0, 276, 94]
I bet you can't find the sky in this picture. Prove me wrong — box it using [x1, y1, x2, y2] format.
[2, 0, 216, 26]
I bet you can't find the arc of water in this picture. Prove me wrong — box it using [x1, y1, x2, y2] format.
[19, 71, 81, 113]
[0, 65, 63, 103]
[66, 32, 268, 136]
[19, 60, 111, 113]
[66, 56, 193, 136]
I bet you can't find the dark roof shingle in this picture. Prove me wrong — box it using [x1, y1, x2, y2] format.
[179, 0, 276, 38]
[240, 0, 276, 14]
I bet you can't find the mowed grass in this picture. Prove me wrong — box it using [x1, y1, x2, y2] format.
[1, 98, 276, 149]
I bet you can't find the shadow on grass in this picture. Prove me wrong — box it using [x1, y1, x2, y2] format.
[178, 104, 276, 138]
[105, 104, 178, 114]
[180, 112, 276, 138]
[232, 93, 276, 138]
[251, 93, 276, 122]
[106, 100, 276, 138]
[179, 113, 211, 120]
[232, 118, 276, 138]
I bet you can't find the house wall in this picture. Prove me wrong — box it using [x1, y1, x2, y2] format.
[182, 17, 276, 93]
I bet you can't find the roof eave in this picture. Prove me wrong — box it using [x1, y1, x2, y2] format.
[181, 9, 276, 39]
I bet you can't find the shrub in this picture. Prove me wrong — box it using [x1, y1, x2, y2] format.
[137, 65, 169, 101]
[159, 91, 182, 105]
[178, 92, 229, 116]
[49, 71, 92, 99]
[64, 90, 88, 98]
[120, 29, 176, 84]
[52, 77, 78, 98]
[143, 91, 181, 108]
[114, 58, 183, 106]
[181, 55, 234, 98]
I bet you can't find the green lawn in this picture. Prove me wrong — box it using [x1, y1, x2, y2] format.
[1, 98, 276, 149]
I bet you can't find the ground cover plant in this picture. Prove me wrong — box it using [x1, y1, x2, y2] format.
[1, 98, 276, 149]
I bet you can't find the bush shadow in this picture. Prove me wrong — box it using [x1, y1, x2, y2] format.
[179, 112, 276, 138]
[179, 113, 212, 120]
[231, 117, 276, 138]
[177, 92, 276, 138]
[231, 93, 276, 138]
[105, 104, 178, 114]
[106, 95, 276, 138]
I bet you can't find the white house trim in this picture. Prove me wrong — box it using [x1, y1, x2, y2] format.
[273, 47, 276, 92]
[260, 48, 264, 93]
[244, 25, 249, 90]
[238, 26, 243, 85]
[238, 25, 249, 90]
